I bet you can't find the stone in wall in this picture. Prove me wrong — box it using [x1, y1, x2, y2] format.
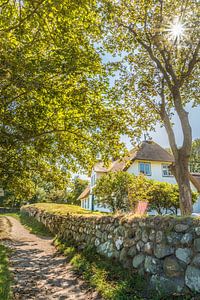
[21, 205, 200, 296]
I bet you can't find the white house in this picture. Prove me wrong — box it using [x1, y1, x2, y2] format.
[78, 141, 200, 213]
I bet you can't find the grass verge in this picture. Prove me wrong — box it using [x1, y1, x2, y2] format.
[54, 239, 149, 300]
[54, 239, 195, 300]
[0, 245, 12, 300]
[19, 212, 52, 237]
[23, 203, 107, 216]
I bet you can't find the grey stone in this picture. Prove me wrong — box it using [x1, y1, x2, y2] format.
[144, 256, 162, 274]
[119, 247, 128, 262]
[195, 227, 200, 236]
[132, 254, 145, 268]
[150, 275, 185, 295]
[115, 237, 124, 250]
[163, 256, 183, 277]
[114, 226, 125, 237]
[124, 238, 136, 248]
[185, 265, 200, 292]
[156, 231, 165, 243]
[174, 224, 189, 233]
[181, 233, 193, 245]
[175, 248, 192, 264]
[166, 232, 182, 245]
[96, 230, 102, 238]
[97, 240, 115, 258]
[144, 242, 153, 255]
[95, 238, 100, 247]
[124, 228, 134, 239]
[127, 246, 137, 257]
[101, 232, 108, 242]
[135, 228, 142, 241]
[192, 254, 200, 267]
[149, 229, 155, 241]
[136, 240, 144, 251]
[154, 244, 174, 259]
[194, 238, 200, 252]
[142, 230, 149, 243]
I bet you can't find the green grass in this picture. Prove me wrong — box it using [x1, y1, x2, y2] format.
[0, 245, 12, 300]
[54, 239, 150, 300]
[23, 203, 107, 216]
[20, 212, 52, 237]
[0, 213, 20, 220]
[54, 239, 195, 300]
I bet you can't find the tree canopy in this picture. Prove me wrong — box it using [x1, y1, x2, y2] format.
[0, 0, 130, 200]
[99, 0, 200, 215]
[65, 177, 89, 205]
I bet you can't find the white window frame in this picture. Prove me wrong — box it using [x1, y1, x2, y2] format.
[138, 162, 151, 176]
[162, 164, 173, 177]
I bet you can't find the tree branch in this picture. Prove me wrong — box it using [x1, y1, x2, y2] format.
[159, 78, 178, 157]
[0, 0, 46, 32]
[118, 22, 174, 91]
[179, 40, 200, 86]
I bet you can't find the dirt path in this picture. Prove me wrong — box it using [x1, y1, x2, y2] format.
[3, 217, 101, 300]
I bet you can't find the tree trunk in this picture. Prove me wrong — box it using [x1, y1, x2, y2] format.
[161, 89, 193, 216]
[173, 153, 193, 215]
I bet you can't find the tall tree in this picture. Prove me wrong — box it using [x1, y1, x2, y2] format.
[65, 177, 89, 205]
[99, 0, 200, 215]
[0, 0, 129, 193]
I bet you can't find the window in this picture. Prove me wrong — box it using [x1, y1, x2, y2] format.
[139, 162, 151, 176]
[91, 175, 94, 187]
[162, 164, 173, 177]
[91, 174, 96, 187]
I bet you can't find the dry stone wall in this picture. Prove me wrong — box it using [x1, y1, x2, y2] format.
[21, 206, 200, 296]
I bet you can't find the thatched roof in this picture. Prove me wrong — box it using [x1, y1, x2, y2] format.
[128, 141, 174, 163]
[78, 141, 199, 201]
[78, 186, 90, 200]
[110, 141, 174, 172]
[93, 162, 108, 173]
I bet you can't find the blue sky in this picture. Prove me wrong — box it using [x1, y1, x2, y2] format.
[122, 103, 200, 150]
[101, 53, 200, 150]
[78, 105, 199, 179]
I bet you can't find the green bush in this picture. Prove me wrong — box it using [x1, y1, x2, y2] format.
[148, 181, 198, 215]
[0, 245, 12, 300]
[93, 172, 134, 212]
[93, 172, 198, 214]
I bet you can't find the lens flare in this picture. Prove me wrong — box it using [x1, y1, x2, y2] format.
[166, 17, 186, 44]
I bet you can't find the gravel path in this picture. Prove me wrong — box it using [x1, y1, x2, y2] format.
[4, 217, 101, 300]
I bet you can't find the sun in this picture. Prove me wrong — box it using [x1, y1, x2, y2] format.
[166, 17, 186, 44]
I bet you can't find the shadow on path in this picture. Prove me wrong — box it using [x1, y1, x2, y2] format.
[4, 217, 101, 300]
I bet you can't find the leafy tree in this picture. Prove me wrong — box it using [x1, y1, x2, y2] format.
[190, 139, 200, 173]
[128, 174, 153, 207]
[93, 171, 134, 212]
[0, 0, 130, 201]
[99, 0, 200, 215]
[148, 181, 198, 215]
[93, 172, 198, 214]
[65, 177, 89, 205]
[0, 152, 69, 207]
